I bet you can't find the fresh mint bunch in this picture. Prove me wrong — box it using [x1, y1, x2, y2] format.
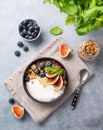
[43, 0, 103, 35]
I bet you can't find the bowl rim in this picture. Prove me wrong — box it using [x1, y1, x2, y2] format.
[23, 57, 69, 104]
[18, 19, 41, 42]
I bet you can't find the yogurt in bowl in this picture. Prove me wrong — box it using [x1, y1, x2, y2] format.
[26, 77, 65, 102]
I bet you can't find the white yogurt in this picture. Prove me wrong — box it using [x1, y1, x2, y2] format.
[26, 78, 65, 102]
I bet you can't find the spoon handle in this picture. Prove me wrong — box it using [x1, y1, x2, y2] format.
[71, 87, 81, 110]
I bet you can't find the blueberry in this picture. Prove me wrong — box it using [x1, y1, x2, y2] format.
[14, 50, 21, 57]
[20, 32, 25, 37]
[34, 24, 40, 30]
[27, 23, 33, 28]
[29, 26, 34, 32]
[39, 72, 45, 78]
[22, 25, 27, 29]
[25, 76, 30, 82]
[52, 64, 56, 67]
[29, 36, 33, 39]
[9, 98, 15, 104]
[32, 32, 37, 38]
[34, 68, 40, 75]
[19, 23, 23, 31]
[23, 20, 29, 26]
[34, 29, 39, 34]
[25, 35, 29, 39]
[39, 62, 45, 69]
[28, 30, 32, 35]
[46, 61, 52, 66]
[29, 21, 33, 24]
[17, 41, 24, 47]
[22, 29, 28, 36]
[23, 46, 29, 52]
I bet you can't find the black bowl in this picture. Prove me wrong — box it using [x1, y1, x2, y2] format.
[23, 57, 69, 104]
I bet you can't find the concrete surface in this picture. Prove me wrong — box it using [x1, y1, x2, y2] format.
[0, 0, 103, 130]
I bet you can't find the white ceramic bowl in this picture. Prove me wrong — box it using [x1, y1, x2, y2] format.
[18, 19, 41, 42]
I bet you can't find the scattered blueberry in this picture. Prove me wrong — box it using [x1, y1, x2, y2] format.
[39, 72, 45, 78]
[17, 41, 24, 47]
[46, 61, 52, 66]
[34, 68, 40, 75]
[9, 98, 15, 104]
[14, 50, 21, 57]
[39, 62, 45, 69]
[23, 46, 29, 52]
[25, 76, 30, 82]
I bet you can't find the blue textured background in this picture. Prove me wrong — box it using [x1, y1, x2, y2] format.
[0, 0, 103, 130]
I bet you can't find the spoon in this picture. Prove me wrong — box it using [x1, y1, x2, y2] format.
[71, 69, 89, 110]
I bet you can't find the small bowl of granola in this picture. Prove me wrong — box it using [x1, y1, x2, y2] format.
[78, 40, 100, 61]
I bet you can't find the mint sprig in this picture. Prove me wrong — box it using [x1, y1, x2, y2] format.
[44, 66, 64, 75]
[50, 26, 62, 35]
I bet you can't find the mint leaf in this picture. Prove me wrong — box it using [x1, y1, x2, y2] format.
[44, 66, 64, 75]
[61, 1, 78, 15]
[89, 0, 96, 8]
[65, 15, 75, 26]
[50, 26, 62, 35]
[56, 69, 64, 75]
[45, 66, 58, 73]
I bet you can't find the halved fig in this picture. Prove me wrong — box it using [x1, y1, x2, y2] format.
[54, 76, 63, 89]
[11, 105, 24, 119]
[46, 73, 57, 78]
[59, 43, 72, 58]
[49, 75, 59, 84]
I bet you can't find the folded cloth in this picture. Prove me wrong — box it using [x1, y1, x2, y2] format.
[4, 36, 94, 123]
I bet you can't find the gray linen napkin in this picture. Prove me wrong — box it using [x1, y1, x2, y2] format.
[4, 36, 94, 123]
